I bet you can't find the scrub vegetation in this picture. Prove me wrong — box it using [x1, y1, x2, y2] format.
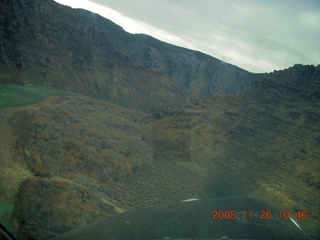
[0, 73, 319, 239]
[21, 95, 152, 182]
[1, 0, 319, 238]
[1, 93, 153, 238]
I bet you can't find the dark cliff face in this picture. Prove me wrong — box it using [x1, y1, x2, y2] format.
[0, 0, 255, 112]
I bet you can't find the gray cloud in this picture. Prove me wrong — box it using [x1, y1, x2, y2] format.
[90, 0, 320, 73]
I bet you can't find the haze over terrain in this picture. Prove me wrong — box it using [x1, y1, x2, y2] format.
[0, 0, 319, 240]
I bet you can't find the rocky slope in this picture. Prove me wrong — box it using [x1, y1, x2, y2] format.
[0, 0, 254, 113]
[0, 64, 318, 240]
[0, 0, 319, 239]
[145, 64, 320, 239]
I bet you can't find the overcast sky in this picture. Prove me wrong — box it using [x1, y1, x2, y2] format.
[54, 0, 320, 73]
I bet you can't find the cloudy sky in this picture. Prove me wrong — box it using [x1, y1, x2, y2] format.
[54, 0, 320, 73]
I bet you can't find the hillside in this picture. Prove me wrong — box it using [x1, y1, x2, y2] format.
[0, 0, 319, 239]
[0, 94, 154, 239]
[0, 64, 318, 239]
[143, 64, 320, 238]
[0, 0, 254, 113]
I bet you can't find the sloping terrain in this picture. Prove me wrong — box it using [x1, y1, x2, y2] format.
[0, 108, 32, 239]
[0, 1, 319, 239]
[0, 65, 319, 240]
[143, 65, 320, 239]
[100, 65, 320, 238]
[0, 0, 254, 113]
[0, 94, 153, 239]
[0, 110, 32, 204]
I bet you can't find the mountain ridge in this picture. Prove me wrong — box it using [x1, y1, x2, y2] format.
[1, 0, 317, 114]
[0, 0, 255, 113]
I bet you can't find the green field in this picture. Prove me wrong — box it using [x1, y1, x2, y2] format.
[0, 85, 76, 108]
[0, 203, 16, 238]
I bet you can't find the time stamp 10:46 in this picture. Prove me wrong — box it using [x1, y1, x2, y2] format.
[212, 210, 308, 220]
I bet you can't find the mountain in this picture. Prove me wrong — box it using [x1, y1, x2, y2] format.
[0, 0, 319, 240]
[0, 0, 254, 113]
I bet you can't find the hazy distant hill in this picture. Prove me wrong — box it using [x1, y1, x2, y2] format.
[0, 0, 255, 113]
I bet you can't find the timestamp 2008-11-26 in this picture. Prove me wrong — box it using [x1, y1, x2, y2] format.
[212, 210, 308, 220]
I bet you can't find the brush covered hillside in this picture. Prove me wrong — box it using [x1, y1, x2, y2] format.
[0, 64, 318, 240]
[0, 0, 319, 239]
[145, 64, 320, 239]
[0, 94, 153, 239]
[0, 0, 254, 113]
